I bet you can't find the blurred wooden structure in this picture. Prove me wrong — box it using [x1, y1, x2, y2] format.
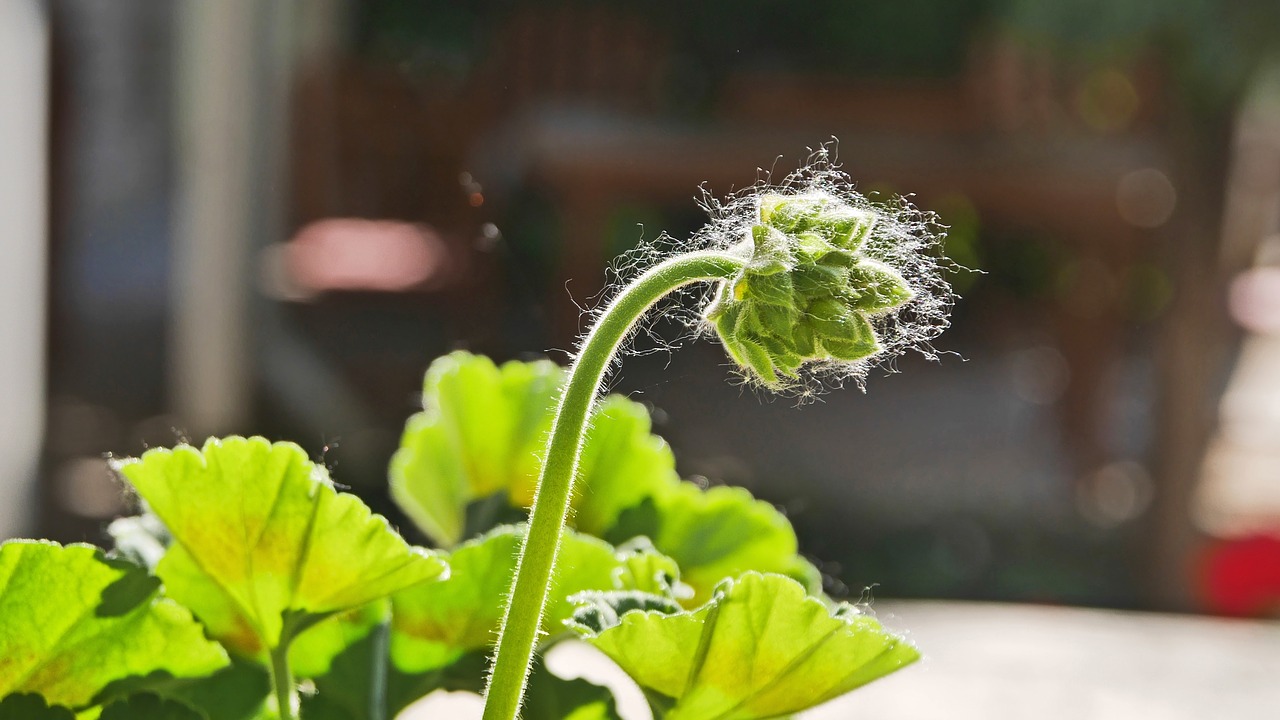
[471, 29, 1171, 501]
[283, 8, 1246, 610]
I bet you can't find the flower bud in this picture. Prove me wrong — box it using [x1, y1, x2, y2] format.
[707, 190, 915, 387]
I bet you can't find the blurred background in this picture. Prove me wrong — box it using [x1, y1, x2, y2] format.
[4, 0, 1280, 626]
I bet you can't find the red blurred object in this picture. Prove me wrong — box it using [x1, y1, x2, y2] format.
[1200, 534, 1280, 617]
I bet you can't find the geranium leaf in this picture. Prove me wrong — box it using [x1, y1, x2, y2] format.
[298, 625, 399, 720]
[0, 541, 227, 709]
[571, 573, 918, 720]
[288, 601, 389, 679]
[114, 436, 447, 655]
[98, 694, 204, 720]
[107, 512, 390, 674]
[390, 352, 679, 546]
[389, 353, 818, 605]
[391, 352, 562, 546]
[390, 526, 676, 674]
[164, 658, 271, 720]
[303, 639, 620, 720]
[0, 694, 74, 720]
[570, 397, 681, 537]
[302, 638, 490, 720]
[607, 484, 820, 604]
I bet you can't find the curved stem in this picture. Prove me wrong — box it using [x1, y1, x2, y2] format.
[482, 251, 745, 720]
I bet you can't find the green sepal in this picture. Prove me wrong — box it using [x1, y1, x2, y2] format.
[847, 258, 914, 314]
[819, 313, 880, 362]
[790, 263, 847, 298]
[759, 193, 828, 233]
[742, 271, 795, 308]
[733, 337, 780, 386]
[805, 297, 861, 339]
[815, 205, 876, 250]
[790, 322, 817, 357]
[747, 225, 793, 275]
[753, 334, 803, 379]
[794, 231, 838, 261]
[818, 247, 858, 268]
[752, 302, 797, 338]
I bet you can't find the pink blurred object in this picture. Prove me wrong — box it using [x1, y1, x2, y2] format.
[285, 218, 449, 293]
[1229, 267, 1280, 334]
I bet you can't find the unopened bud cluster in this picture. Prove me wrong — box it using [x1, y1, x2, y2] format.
[706, 191, 914, 386]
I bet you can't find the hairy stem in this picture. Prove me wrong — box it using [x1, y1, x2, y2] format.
[269, 642, 297, 720]
[482, 251, 745, 720]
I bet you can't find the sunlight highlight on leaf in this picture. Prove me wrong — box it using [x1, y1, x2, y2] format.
[114, 436, 447, 655]
[571, 572, 917, 720]
[0, 541, 227, 709]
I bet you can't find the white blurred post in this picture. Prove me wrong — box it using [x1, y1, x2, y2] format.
[170, 0, 257, 435]
[0, 1, 49, 538]
[170, 1, 299, 436]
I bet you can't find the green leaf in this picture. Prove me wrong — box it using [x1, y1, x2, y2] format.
[606, 484, 817, 604]
[571, 397, 681, 536]
[165, 658, 271, 720]
[289, 601, 389, 679]
[0, 694, 74, 720]
[0, 541, 228, 709]
[572, 573, 918, 720]
[99, 694, 204, 720]
[298, 624, 405, 720]
[390, 526, 673, 674]
[390, 352, 679, 546]
[391, 352, 562, 546]
[114, 436, 447, 656]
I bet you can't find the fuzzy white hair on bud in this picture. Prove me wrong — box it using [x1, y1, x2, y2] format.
[603, 144, 956, 396]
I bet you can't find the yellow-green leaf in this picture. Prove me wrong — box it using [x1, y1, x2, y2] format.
[390, 352, 679, 546]
[114, 437, 446, 654]
[0, 541, 227, 709]
[608, 484, 819, 605]
[391, 352, 562, 546]
[390, 526, 674, 674]
[573, 573, 917, 720]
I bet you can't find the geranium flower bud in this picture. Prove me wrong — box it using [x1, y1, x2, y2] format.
[699, 166, 951, 391]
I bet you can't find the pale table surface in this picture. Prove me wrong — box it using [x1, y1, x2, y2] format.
[400, 600, 1280, 719]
